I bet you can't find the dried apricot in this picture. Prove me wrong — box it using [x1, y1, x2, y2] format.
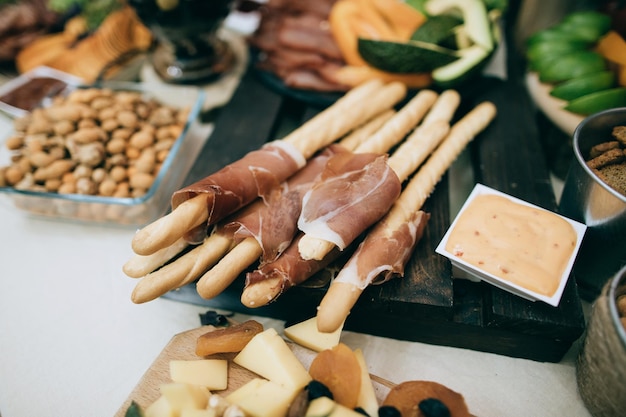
[195, 320, 264, 356]
[308, 343, 361, 409]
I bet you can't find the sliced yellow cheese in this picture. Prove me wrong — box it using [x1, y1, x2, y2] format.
[169, 359, 228, 390]
[284, 317, 343, 352]
[226, 378, 299, 417]
[233, 328, 312, 390]
[160, 382, 209, 412]
[145, 395, 175, 417]
[305, 396, 365, 417]
[180, 409, 218, 417]
[354, 348, 379, 417]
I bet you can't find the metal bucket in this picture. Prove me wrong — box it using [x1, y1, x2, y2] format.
[558, 108, 626, 300]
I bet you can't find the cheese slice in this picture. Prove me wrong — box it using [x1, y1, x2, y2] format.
[145, 395, 174, 417]
[160, 383, 209, 412]
[284, 317, 343, 352]
[354, 348, 378, 417]
[226, 378, 299, 417]
[169, 359, 228, 390]
[233, 328, 311, 390]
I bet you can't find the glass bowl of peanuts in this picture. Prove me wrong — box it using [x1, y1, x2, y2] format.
[0, 81, 205, 226]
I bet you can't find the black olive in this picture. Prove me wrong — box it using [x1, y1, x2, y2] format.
[306, 380, 334, 401]
[418, 398, 450, 417]
[377, 405, 402, 417]
[354, 406, 370, 416]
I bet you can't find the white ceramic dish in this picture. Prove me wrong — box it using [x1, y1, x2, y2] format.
[0, 82, 206, 226]
[436, 184, 587, 306]
[0, 66, 84, 118]
[525, 71, 584, 136]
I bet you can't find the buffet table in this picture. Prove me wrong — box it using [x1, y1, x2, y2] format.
[0, 25, 594, 417]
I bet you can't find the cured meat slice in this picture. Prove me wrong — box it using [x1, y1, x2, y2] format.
[333, 210, 430, 289]
[298, 153, 401, 250]
[244, 233, 343, 305]
[223, 145, 345, 263]
[172, 141, 306, 243]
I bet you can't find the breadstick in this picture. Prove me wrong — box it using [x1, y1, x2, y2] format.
[283, 80, 407, 158]
[316, 101, 497, 333]
[338, 109, 395, 151]
[353, 89, 438, 154]
[131, 194, 209, 256]
[123, 237, 189, 278]
[130, 231, 234, 304]
[195, 237, 263, 299]
[130, 80, 406, 257]
[297, 90, 457, 261]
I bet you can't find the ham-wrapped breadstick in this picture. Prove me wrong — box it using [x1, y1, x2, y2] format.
[130, 79, 406, 256]
[316, 101, 498, 333]
[195, 90, 440, 300]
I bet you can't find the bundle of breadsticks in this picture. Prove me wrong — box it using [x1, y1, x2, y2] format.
[123, 80, 497, 332]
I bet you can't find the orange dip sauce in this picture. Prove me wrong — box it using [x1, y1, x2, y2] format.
[445, 194, 577, 297]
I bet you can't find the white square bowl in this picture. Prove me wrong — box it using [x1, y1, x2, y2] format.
[436, 183, 587, 306]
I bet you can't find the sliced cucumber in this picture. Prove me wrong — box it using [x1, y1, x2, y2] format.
[550, 71, 615, 101]
[539, 50, 606, 83]
[564, 88, 626, 115]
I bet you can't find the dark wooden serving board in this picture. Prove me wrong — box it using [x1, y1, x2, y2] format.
[163, 5, 586, 362]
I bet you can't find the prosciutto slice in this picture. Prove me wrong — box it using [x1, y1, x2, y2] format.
[222, 145, 345, 263]
[171, 141, 305, 243]
[245, 233, 343, 302]
[298, 153, 402, 250]
[333, 210, 430, 289]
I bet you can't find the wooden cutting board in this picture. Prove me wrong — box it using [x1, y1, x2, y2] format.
[115, 326, 394, 416]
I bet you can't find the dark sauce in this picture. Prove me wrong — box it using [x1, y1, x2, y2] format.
[0, 77, 67, 112]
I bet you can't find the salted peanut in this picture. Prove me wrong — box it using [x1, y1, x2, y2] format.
[155, 138, 174, 152]
[98, 178, 117, 196]
[114, 181, 130, 198]
[129, 130, 154, 150]
[156, 126, 173, 141]
[135, 103, 150, 119]
[112, 127, 133, 140]
[126, 146, 140, 160]
[45, 104, 83, 123]
[5, 135, 24, 150]
[44, 178, 62, 192]
[98, 107, 117, 121]
[33, 159, 75, 181]
[5, 166, 24, 185]
[76, 177, 97, 194]
[101, 118, 119, 132]
[149, 106, 175, 126]
[156, 149, 169, 163]
[91, 167, 107, 184]
[196, 320, 264, 356]
[29, 151, 55, 168]
[15, 157, 31, 173]
[58, 181, 77, 194]
[73, 164, 93, 179]
[135, 148, 156, 173]
[106, 137, 126, 154]
[71, 127, 106, 144]
[308, 343, 362, 409]
[26, 118, 53, 135]
[90, 96, 114, 110]
[53, 119, 75, 136]
[75, 142, 105, 167]
[109, 165, 127, 183]
[129, 172, 154, 190]
[117, 110, 138, 128]
[62, 172, 76, 185]
[107, 154, 128, 167]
